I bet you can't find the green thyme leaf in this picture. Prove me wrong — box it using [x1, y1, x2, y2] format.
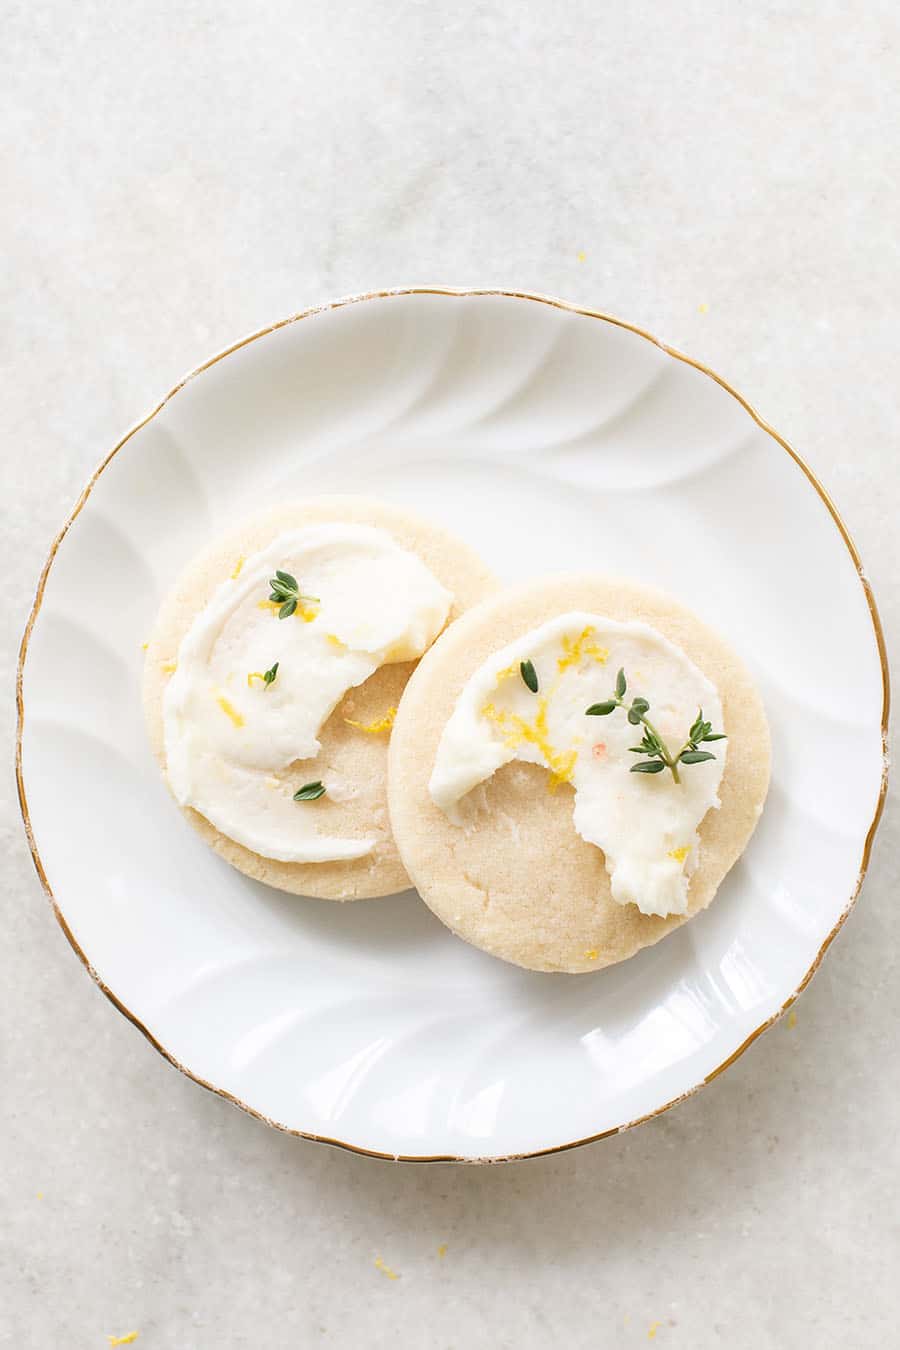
[702, 732, 727, 742]
[293, 780, 326, 801]
[263, 662, 279, 687]
[279, 598, 297, 620]
[627, 708, 642, 725]
[631, 697, 650, 716]
[631, 760, 666, 774]
[520, 659, 539, 693]
[586, 700, 618, 716]
[615, 668, 627, 698]
[679, 750, 716, 765]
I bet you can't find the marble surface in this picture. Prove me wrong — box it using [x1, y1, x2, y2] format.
[3, 3, 897, 1346]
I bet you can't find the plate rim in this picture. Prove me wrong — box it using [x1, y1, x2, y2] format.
[15, 285, 891, 1164]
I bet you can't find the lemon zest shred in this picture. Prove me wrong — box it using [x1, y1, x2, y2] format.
[648, 1323, 662, 1341]
[216, 695, 244, 728]
[345, 707, 397, 735]
[107, 1335, 139, 1348]
[247, 671, 265, 688]
[374, 1256, 399, 1280]
[437, 1243, 448, 1258]
[480, 698, 577, 789]
[495, 663, 518, 684]
[585, 949, 599, 962]
[140, 642, 148, 651]
[326, 634, 346, 650]
[257, 598, 318, 622]
[230, 556, 245, 579]
[161, 661, 177, 675]
[668, 846, 690, 864]
[557, 626, 609, 674]
[787, 1009, 798, 1029]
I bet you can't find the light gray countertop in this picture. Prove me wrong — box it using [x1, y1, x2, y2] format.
[3, 3, 897, 1347]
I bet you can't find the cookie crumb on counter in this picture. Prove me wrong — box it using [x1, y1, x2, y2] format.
[787, 1009, 798, 1029]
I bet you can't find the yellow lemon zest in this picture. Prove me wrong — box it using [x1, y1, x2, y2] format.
[576, 250, 587, 262]
[108, 1335, 139, 1348]
[648, 1323, 662, 1341]
[161, 661, 177, 675]
[257, 599, 317, 622]
[698, 302, 709, 314]
[557, 627, 609, 674]
[495, 663, 518, 684]
[247, 671, 265, 687]
[216, 695, 244, 728]
[230, 556, 245, 579]
[326, 634, 346, 650]
[787, 1009, 798, 1029]
[585, 949, 599, 962]
[345, 707, 397, 735]
[437, 1243, 448, 1258]
[668, 846, 690, 864]
[140, 641, 148, 651]
[374, 1256, 399, 1280]
[481, 699, 577, 789]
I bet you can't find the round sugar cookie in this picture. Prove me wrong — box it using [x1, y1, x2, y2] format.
[388, 576, 770, 971]
[143, 496, 496, 900]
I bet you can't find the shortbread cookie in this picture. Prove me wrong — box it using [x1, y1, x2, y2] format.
[388, 576, 769, 970]
[144, 497, 495, 899]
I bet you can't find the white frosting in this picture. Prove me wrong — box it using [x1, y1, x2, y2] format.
[164, 524, 451, 862]
[429, 612, 726, 917]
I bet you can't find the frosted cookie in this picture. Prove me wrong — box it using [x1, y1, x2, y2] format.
[388, 576, 770, 971]
[143, 497, 495, 899]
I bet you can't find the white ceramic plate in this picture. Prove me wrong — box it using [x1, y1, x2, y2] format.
[18, 289, 888, 1162]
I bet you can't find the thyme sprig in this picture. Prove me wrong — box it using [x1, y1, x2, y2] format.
[586, 668, 725, 783]
[293, 780, 326, 801]
[268, 570, 319, 620]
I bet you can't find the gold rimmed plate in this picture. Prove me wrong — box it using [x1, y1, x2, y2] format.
[17, 289, 889, 1161]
